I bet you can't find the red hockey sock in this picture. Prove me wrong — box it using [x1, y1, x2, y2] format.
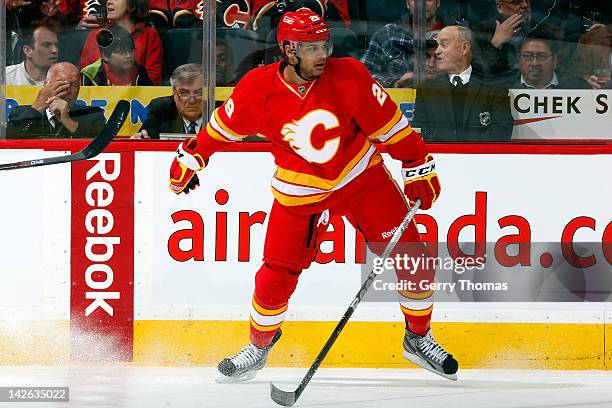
[399, 301, 433, 336]
[249, 295, 288, 348]
[404, 311, 432, 336]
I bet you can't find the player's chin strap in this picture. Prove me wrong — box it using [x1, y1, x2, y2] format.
[282, 55, 314, 82]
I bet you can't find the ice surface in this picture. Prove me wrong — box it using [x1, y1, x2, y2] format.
[1, 366, 611, 408]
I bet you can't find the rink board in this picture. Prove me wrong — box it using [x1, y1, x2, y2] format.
[0, 141, 611, 368]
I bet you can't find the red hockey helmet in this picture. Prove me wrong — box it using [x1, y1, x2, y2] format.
[277, 8, 331, 52]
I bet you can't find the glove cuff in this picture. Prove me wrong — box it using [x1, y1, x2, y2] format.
[402, 157, 436, 181]
[176, 138, 207, 171]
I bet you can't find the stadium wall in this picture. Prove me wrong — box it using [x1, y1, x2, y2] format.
[0, 141, 611, 369]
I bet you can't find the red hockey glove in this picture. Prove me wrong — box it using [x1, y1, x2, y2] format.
[169, 138, 207, 194]
[402, 154, 441, 210]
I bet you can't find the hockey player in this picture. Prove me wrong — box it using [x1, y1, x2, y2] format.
[169, 8, 458, 382]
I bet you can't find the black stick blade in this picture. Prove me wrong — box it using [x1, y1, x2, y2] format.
[270, 383, 297, 406]
[0, 100, 130, 171]
[80, 99, 130, 159]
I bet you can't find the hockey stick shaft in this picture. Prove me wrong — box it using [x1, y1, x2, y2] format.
[0, 100, 130, 171]
[270, 198, 422, 406]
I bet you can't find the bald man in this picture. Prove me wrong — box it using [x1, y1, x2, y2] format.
[413, 26, 513, 141]
[7, 62, 106, 139]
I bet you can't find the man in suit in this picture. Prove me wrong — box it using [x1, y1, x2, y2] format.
[7, 62, 106, 139]
[132, 63, 204, 139]
[413, 25, 514, 142]
[509, 37, 590, 89]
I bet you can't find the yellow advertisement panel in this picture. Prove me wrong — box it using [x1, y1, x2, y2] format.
[6, 86, 416, 137]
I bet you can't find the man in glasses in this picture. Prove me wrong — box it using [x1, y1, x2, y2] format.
[472, 0, 563, 85]
[132, 63, 204, 139]
[169, 8, 457, 383]
[510, 37, 589, 89]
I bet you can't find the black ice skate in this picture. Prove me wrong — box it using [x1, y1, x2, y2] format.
[216, 329, 282, 383]
[402, 328, 458, 381]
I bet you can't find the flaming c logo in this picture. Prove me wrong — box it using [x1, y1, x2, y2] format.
[281, 110, 340, 164]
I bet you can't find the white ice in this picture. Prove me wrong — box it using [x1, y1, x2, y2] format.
[1, 366, 612, 408]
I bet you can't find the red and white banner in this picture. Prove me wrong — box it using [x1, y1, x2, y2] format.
[511, 90, 612, 139]
[70, 152, 135, 361]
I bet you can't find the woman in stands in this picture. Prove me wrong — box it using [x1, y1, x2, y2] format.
[79, 0, 162, 84]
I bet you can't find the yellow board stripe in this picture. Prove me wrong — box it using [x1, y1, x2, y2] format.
[0, 320, 606, 369]
[131, 320, 609, 369]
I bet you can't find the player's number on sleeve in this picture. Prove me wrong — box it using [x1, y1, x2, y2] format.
[372, 83, 387, 107]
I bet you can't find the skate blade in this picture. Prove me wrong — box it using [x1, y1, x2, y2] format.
[215, 370, 257, 384]
[402, 351, 458, 381]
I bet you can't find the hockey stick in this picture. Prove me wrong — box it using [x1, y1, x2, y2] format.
[270, 198, 422, 406]
[0, 100, 130, 171]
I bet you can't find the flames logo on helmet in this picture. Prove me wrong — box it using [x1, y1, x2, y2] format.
[83, 0, 103, 16]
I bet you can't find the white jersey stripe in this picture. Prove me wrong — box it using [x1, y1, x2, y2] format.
[376, 115, 409, 143]
[209, 113, 243, 141]
[270, 144, 377, 196]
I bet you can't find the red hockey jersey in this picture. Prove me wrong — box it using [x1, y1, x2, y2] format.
[194, 58, 428, 208]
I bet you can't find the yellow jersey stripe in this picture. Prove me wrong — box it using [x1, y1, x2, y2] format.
[382, 127, 415, 146]
[275, 140, 373, 189]
[206, 123, 233, 143]
[214, 110, 248, 138]
[368, 109, 402, 140]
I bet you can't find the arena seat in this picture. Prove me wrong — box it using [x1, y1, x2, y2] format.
[57, 29, 91, 67]
[162, 28, 264, 83]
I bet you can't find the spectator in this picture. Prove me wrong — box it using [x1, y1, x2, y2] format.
[64, 0, 106, 30]
[361, 0, 456, 88]
[413, 26, 513, 142]
[12, 0, 62, 23]
[6, 0, 62, 64]
[7, 62, 106, 139]
[573, 24, 612, 89]
[81, 24, 153, 85]
[6, 23, 58, 85]
[131, 63, 203, 139]
[472, 0, 564, 85]
[80, 0, 163, 84]
[394, 36, 442, 88]
[509, 37, 590, 88]
[216, 41, 234, 86]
